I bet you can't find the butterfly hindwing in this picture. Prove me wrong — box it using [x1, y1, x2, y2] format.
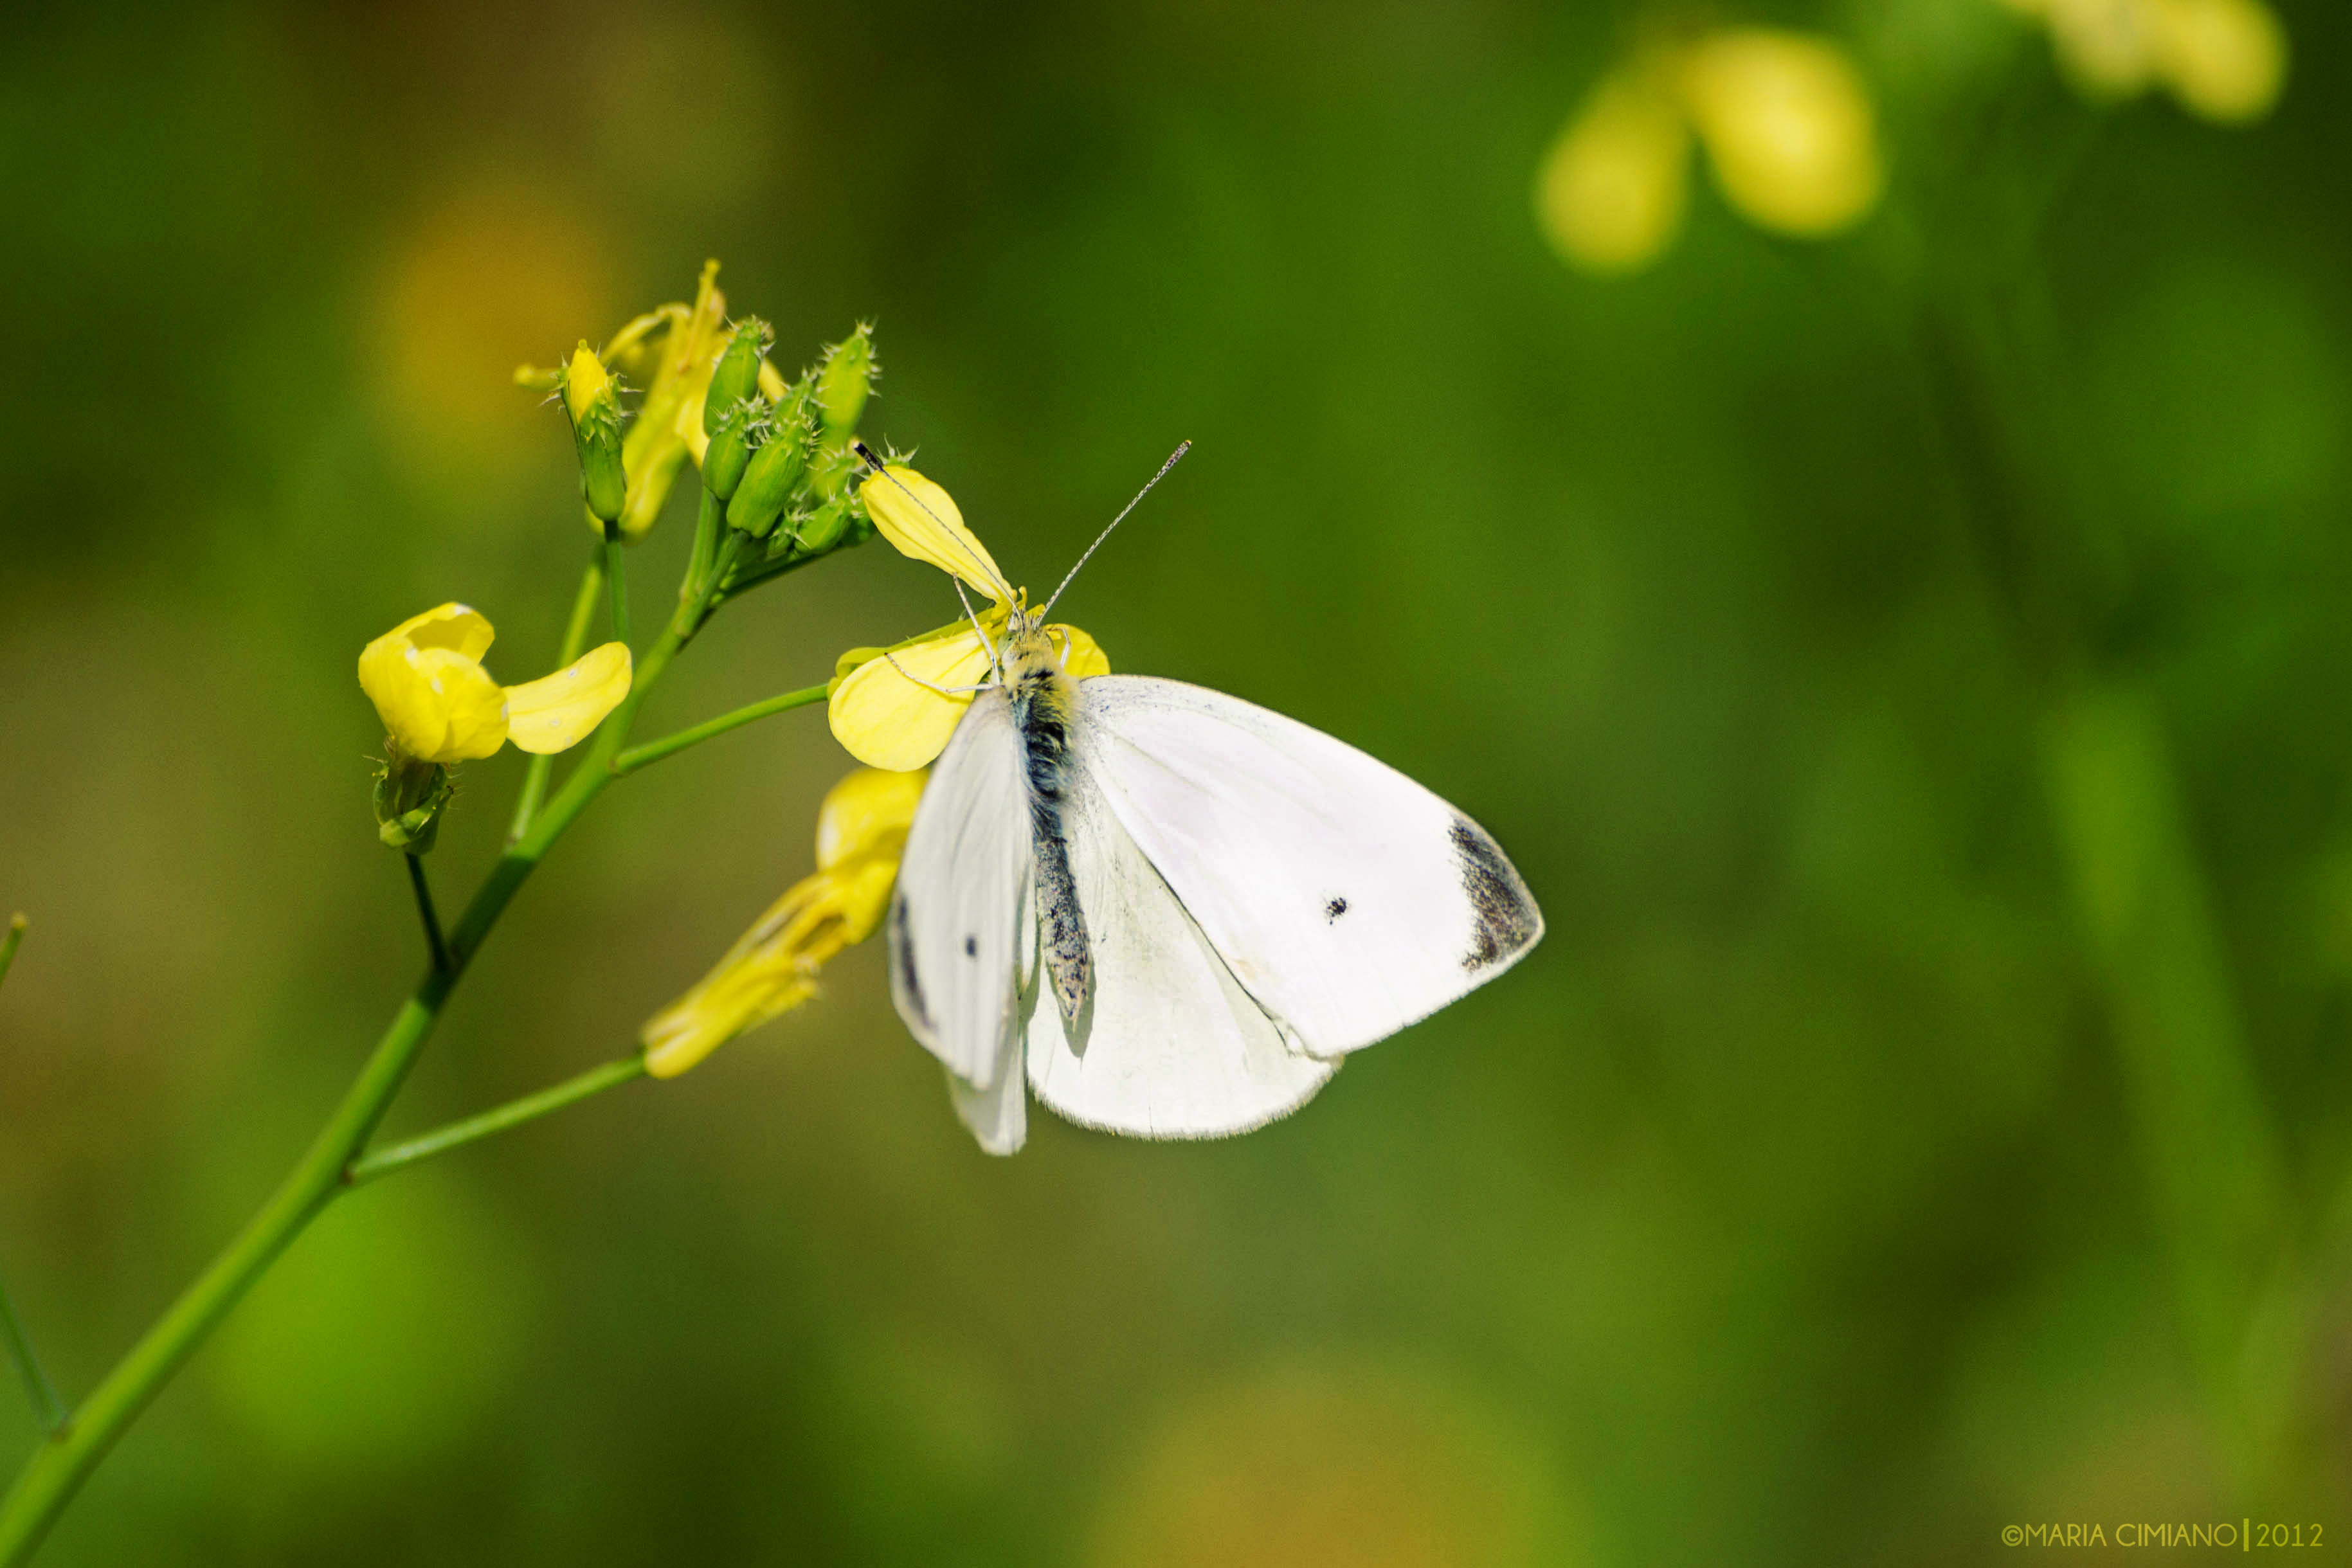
[887, 687, 1032, 1106]
[1020, 746, 1335, 1138]
[1075, 675, 1542, 1059]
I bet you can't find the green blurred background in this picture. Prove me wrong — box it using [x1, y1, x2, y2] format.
[3, 0, 2349, 1562]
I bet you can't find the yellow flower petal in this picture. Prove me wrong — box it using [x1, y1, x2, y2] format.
[1533, 68, 1692, 275]
[642, 764, 923, 1078]
[357, 604, 508, 763]
[642, 872, 832, 1079]
[385, 602, 495, 662]
[2038, 0, 2164, 96]
[502, 642, 633, 755]
[412, 648, 511, 761]
[1050, 623, 1110, 680]
[815, 766, 928, 872]
[1679, 30, 1883, 237]
[828, 624, 998, 771]
[858, 465, 1013, 601]
[2153, 0, 2286, 122]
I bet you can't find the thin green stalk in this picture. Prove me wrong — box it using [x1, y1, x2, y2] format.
[611, 682, 829, 777]
[347, 1056, 648, 1187]
[509, 553, 606, 844]
[0, 600, 707, 1565]
[604, 521, 631, 650]
[404, 854, 449, 974]
[0, 1277, 63, 1441]
[0, 919, 63, 1437]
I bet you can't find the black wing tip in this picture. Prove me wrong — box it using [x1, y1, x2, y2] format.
[1449, 816, 1543, 974]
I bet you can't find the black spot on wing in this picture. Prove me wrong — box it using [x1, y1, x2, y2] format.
[891, 891, 930, 1030]
[964, 935, 979, 958]
[1325, 897, 1348, 923]
[1449, 818, 1540, 971]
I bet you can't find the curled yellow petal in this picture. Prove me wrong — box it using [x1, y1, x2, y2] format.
[357, 603, 508, 764]
[828, 624, 997, 771]
[502, 642, 633, 755]
[815, 766, 928, 872]
[642, 872, 829, 1078]
[858, 465, 1013, 600]
[642, 766, 925, 1078]
[1679, 30, 1883, 237]
[1533, 68, 1692, 275]
[1049, 623, 1110, 680]
[384, 602, 495, 662]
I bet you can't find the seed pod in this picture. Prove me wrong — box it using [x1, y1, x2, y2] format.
[728, 426, 808, 538]
[702, 394, 768, 502]
[705, 318, 772, 437]
[795, 498, 852, 554]
[817, 323, 875, 438]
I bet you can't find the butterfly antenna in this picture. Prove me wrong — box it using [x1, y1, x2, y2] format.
[1038, 441, 1191, 621]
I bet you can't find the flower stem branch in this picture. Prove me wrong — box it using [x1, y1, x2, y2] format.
[0, 586, 714, 1564]
[346, 1056, 649, 1187]
[611, 682, 829, 777]
[0, 919, 62, 1437]
[604, 521, 631, 650]
[509, 553, 607, 844]
[404, 854, 450, 974]
[0, 1277, 63, 1443]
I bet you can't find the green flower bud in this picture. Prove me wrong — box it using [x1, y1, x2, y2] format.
[817, 323, 875, 438]
[705, 318, 772, 438]
[701, 394, 768, 503]
[562, 341, 628, 525]
[727, 422, 808, 538]
[373, 746, 455, 854]
[795, 498, 853, 554]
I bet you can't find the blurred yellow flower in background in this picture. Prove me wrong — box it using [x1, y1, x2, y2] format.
[1998, 0, 2286, 123]
[640, 766, 928, 1077]
[358, 603, 632, 764]
[1531, 71, 1691, 275]
[826, 464, 1110, 772]
[1535, 28, 1883, 275]
[1678, 31, 1884, 237]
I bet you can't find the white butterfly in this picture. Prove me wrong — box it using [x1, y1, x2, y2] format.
[869, 453, 1544, 1154]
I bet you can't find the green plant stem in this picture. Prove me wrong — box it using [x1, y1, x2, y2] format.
[611, 682, 829, 777]
[0, 596, 707, 1565]
[509, 554, 607, 844]
[0, 1277, 62, 1442]
[604, 521, 631, 649]
[347, 1056, 649, 1187]
[0, 917, 22, 993]
[404, 854, 449, 974]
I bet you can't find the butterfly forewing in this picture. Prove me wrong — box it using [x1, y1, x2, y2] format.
[887, 687, 1033, 1092]
[1076, 676, 1543, 1058]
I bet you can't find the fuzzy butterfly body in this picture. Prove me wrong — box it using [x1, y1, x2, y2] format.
[887, 618, 1543, 1154]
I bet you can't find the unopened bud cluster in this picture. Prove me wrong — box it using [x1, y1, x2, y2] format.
[691, 317, 881, 577]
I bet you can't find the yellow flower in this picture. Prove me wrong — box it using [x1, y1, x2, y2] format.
[641, 766, 928, 1078]
[1678, 30, 1883, 237]
[828, 465, 1109, 771]
[2000, 0, 2285, 122]
[1533, 69, 1692, 274]
[358, 603, 632, 764]
[1534, 28, 1883, 275]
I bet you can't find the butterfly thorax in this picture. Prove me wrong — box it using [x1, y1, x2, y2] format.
[1004, 626, 1091, 1026]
